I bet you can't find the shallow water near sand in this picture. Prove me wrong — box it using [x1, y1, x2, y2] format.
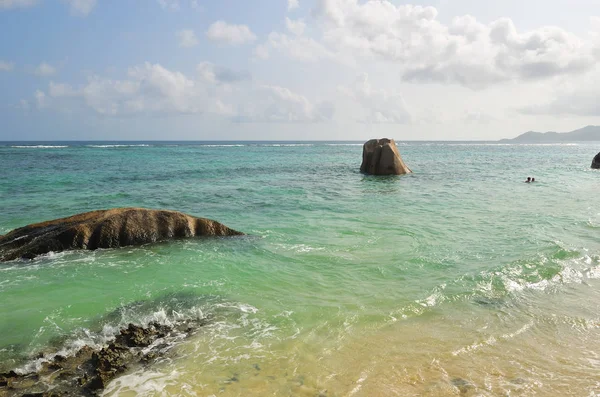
[1, 141, 600, 396]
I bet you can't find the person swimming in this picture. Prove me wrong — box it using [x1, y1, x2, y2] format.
[525, 177, 531, 183]
[531, 177, 535, 182]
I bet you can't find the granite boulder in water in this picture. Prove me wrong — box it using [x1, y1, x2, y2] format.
[0, 208, 243, 262]
[360, 138, 412, 175]
[592, 152, 600, 169]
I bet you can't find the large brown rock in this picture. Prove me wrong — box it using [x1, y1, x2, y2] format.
[360, 138, 412, 175]
[0, 208, 243, 262]
[592, 152, 600, 169]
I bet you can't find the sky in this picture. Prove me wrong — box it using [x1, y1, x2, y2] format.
[2, 0, 600, 141]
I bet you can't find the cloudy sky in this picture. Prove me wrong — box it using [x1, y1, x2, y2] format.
[2, 0, 600, 141]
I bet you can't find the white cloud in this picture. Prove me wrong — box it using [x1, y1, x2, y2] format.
[1, 0, 94, 15]
[339, 73, 411, 123]
[520, 88, 600, 116]
[157, 0, 201, 11]
[253, 44, 270, 60]
[288, 0, 299, 11]
[464, 110, 495, 124]
[190, 0, 201, 11]
[63, 0, 96, 16]
[49, 81, 78, 97]
[235, 85, 334, 123]
[177, 29, 198, 48]
[40, 63, 212, 115]
[196, 62, 250, 84]
[206, 21, 257, 45]
[0, 61, 14, 71]
[285, 17, 305, 36]
[294, 0, 600, 88]
[19, 99, 30, 110]
[0, 0, 37, 9]
[34, 90, 46, 109]
[489, 18, 592, 80]
[257, 32, 335, 62]
[32, 62, 328, 122]
[34, 62, 56, 77]
[157, 0, 179, 10]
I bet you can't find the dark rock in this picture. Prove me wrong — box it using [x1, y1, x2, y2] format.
[0, 208, 244, 262]
[592, 152, 600, 169]
[360, 138, 412, 176]
[77, 375, 88, 386]
[41, 361, 62, 371]
[117, 323, 163, 347]
[140, 352, 158, 364]
[451, 377, 475, 394]
[90, 343, 132, 389]
[75, 346, 95, 360]
[0, 320, 208, 396]
[224, 373, 240, 384]
[0, 371, 18, 387]
[472, 296, 505, 307]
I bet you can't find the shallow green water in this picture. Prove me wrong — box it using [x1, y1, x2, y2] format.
[1, 142, 600, 396]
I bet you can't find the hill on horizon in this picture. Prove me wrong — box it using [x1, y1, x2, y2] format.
[501, 125, 600, 143]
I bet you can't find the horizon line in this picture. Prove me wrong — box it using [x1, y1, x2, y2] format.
[0, 139, 507, 142]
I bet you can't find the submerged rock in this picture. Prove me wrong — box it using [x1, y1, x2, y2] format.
[0, 320, 208, 396]
[592, 152, 600, 169]
[0, 208, 243, 262]
[451, 377, 475, 394]
[360, 138, 412, 176]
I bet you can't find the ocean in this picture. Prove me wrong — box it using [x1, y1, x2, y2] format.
[1, 141, 599, 396]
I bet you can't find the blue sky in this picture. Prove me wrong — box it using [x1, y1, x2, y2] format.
[2, 0, 600, 140]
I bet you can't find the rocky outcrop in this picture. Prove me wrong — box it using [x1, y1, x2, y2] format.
[592, 152, 600, 169]
[360, 138, 412, 176]
[0, 208, 243, 262]
[0, 320, 208, 396]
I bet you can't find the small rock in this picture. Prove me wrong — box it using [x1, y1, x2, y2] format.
[0, 371, 18, 387]
[592, 152, 600, 169]
[451, 377, 474, 394]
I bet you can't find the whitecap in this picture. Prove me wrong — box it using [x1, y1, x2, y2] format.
[260, 144, 314, 147]
[201, 144, 246, 147]
[452, 336, 497, 356]
[10, 145, 68, 148]
[85, 144, 151, 148]
[102, 369, 177, 396]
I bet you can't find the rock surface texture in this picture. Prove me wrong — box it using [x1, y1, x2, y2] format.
[0, 320, 208, 396]
[360, 138, 412, 176]
[0, 208, 243, 262]
[592, 152, 600, 169]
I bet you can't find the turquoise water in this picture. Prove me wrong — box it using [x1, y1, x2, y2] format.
[1, 141, 600, 396]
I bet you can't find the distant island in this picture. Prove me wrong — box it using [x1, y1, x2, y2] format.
[500, 125, 600, 143]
